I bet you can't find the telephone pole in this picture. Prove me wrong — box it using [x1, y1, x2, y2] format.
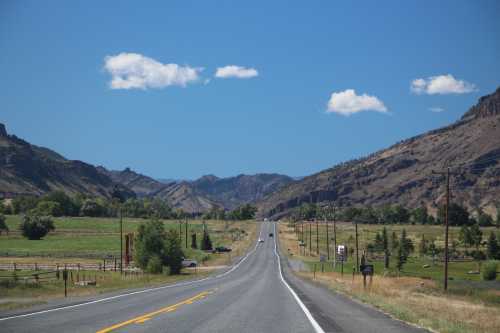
[444, 167, 450, 291]
[185, 217, 188, 249]
[333, 204, 337, 269]
[325, 212, 329, 260]
[316, 218, 319, 255]
[433, 167, 452, 291]
[355, 220, 359, 273]
[309, 222, 312, 255]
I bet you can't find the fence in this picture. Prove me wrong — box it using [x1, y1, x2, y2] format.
[0, 270, 58, 284]
[0, 260, 140, 272]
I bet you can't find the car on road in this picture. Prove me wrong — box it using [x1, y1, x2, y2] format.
[268, 233, 274, 237]
[214, 246, 232, 253]
[258, 238, 264, 243]
[181, 259, 198, 267]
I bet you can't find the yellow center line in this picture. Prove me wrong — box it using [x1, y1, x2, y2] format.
[96, 290, 214, 333]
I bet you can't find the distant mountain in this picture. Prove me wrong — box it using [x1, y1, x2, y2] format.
[97, 167, 165, 197]
[100, 168, 294, 213]
[190, 173, 294, 210]
[0, 124, 133, 198]
[258, 87, 500, 218]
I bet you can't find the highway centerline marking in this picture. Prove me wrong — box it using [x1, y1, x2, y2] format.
[95, 290, 214, 333]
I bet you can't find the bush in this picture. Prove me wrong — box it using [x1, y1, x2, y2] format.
[146, 255, 163, 274]
[20, 214, 55, 240]
[0, 214, 8, 235]
[482, 261, 498, 281]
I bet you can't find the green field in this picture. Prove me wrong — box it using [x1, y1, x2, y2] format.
[0, 215, 257, 262]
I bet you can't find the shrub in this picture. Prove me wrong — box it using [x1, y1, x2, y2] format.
[19, 214, 55, 240]
[0, 214, 8, 235]
[482, 261, 498, 281]
[164, 230, 184, 275]
[146, 255, 163, 274]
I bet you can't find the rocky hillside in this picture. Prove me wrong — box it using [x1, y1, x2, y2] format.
[0, 124, 133, 198]
[258, 88, 500, 218]
[99, 168, 294, 212]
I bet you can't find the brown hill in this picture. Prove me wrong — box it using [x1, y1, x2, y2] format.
[258, 88, 500, 218]
[0, 124, 133, 198]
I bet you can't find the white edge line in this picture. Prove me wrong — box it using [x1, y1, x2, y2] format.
[273, 222, 326, 333]
[0, 222, 264, 322]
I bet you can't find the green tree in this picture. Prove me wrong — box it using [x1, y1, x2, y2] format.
[419, 234, 428, 257]
[390, 231, 399, 250]
[438, 203, 470, 226]
[486, 232, 500, 260]
[20, 214, 55, 240]
[41, 191, 78, 216]
[79, 199, 105, 217]
[482, 261, 498, 281]
[412, 206, 428, 225]
[382, 227, 389, 251]
[134, 219, 166, 270]
[191, 233, 198, 249]
[201, 229, 213, 251]
[469, 223, 483, 250]
[459, 225, 473, 251]
[32, 201, 63, 217]
[12, 196, 39, 214]
[400, 229, 414, 257]
[146, 255, 163, 274]
[164, 230, 184, 275]
[477, 211, 494, 227]
[0, 214, 8, 235]
[396, 243, 406, 271]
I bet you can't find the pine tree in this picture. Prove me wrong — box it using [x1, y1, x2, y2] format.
[396, 243, 406, 271]
[419, 234, 428, 257]
[382, 227, 388, 251]
[201, 230, 213, 251]
[191, 233, 197, 249]
[486, 232, 500, 260]
[391, 231, 399, 250]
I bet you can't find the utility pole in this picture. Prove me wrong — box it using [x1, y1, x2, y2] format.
[355, 220, 359, 273]
[309, 222, 312, 256]
[185, 217, 188, 249]
[444, 167, 450, 291]
[333, 205, 337, 270]
[301, 221, 304, 256]
[433, 167, 452, 291]
[325, 212, 329, 260]
[179, 220, 182, 242]
[120, 205, 123, 274]
[316, 218, 319, 255]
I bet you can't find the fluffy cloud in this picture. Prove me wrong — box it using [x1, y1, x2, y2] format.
[429, 107, 445, 113]
[326, 89, 388, 116]
[411, 74, 476, 95]
[215, 65, 258, 79]
[104, 53, 202, 89]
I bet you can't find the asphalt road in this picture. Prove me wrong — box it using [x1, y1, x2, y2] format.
[0, 222, 428, 333]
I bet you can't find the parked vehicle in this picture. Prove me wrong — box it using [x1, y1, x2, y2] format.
[181, 259, 198, 267]
[214, 246, 232, 253]
[269, 233, 274, 237]
[258, 238, 264, 243]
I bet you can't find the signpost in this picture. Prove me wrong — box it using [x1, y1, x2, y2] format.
[360, 264, 374, 288]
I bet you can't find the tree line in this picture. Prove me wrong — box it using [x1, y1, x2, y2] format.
[292, 202, 500, 227]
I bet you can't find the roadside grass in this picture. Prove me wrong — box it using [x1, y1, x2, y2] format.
[0, 216, 257, 264]
[279, 222, 500, 333]
[0, 269, 210, 311]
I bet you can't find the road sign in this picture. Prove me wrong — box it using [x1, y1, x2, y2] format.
[337, 245, 347, 262]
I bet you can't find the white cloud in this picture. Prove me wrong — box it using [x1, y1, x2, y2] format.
[429, 107, 445, 113]
[215, 65, 258, 79]
[104, 53, 202, 89]
[326, 89, 388, 116]
[411, 74, 476, 95]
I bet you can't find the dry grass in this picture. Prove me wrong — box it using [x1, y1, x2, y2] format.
[279, 222, 500, 333]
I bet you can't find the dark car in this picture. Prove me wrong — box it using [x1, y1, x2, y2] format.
[269, 233, 274, 237]
[215, 246, 232, 253]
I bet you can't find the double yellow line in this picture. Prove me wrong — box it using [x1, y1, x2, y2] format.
[96, 290, 214, 333]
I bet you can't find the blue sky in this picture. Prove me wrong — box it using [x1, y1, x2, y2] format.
[1, 1, 499, 179]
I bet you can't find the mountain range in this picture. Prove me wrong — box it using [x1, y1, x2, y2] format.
[1, 87, 499, 216]
[257, 87, 500, 218]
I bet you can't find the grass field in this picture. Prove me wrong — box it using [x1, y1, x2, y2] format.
[279, 222, 500, 333]
[0, 215, 258, 264]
